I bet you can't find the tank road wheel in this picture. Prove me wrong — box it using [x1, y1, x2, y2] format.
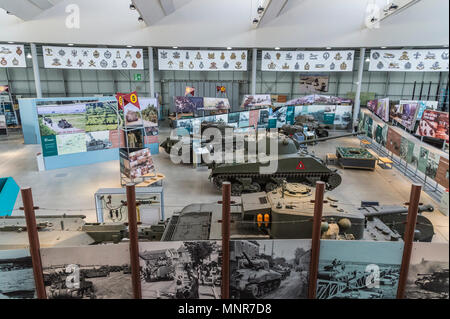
[265, 182, 278, 192]
[213, 176, 226, 189]
[326, 173, 342, 190]
[231, 183, 244, 196]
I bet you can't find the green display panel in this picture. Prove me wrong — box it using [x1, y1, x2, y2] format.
[40, 135, 58, 157]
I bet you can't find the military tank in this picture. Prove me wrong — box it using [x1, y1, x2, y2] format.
[415, 269, 449, 294]
[295, 114, 329, 138]
[230, 252, 282, 299]
[57, 119, 72, 129]
[209, 132, 361, 196]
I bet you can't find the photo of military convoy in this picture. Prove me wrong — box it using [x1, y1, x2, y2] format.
[38, 103, 87, 135]
[317, 240, 403, 299]
[230, 240, 311, 299]
[40, 244, 133, 299]
[405, 242, 449, 299]
[139, 241, 222, 299]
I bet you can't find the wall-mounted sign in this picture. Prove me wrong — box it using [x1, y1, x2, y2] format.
[0, 45, 26, 68]
[158, 49, 247, 71]
[369, 49, 449, 72]
[261, 50, 355, 72]
[42, 46, 144, 70]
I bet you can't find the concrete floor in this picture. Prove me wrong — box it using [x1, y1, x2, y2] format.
[1, 123, 448, 242]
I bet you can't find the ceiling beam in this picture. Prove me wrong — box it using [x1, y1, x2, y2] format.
[0, 0, 62, 20]
[254, 0, 291, 28]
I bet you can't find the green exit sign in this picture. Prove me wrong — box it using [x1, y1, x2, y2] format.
[134, 74, 142, 81]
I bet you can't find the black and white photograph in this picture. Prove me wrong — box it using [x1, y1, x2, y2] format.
[40, 244, 132, 299]
[230, 240, 311, 299]
[0, 249, 36, 299]
[405, 242, 449, 299]
[139, 241, 222, 299]
[317, 240, 403, 299]
[299, 76, 329, 93]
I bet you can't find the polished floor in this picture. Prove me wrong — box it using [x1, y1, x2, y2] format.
[1, 125, 448, 242]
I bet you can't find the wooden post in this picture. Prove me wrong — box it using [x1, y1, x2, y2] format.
[21, 188, 47, 299]
[221, 181, 231, 299]
[397, 183, 422, 299]
[126, 183, 142, 299]
[308, 181, 325, 299]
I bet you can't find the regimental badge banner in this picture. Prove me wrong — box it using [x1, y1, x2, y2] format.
[0, 44, 26, 68]
[261, 50, 355, 72]
[369, 49, 449, 72]
[158, 49, 248, 71]
[42, 46, 144, 70]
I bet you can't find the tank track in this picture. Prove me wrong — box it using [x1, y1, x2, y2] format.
[212, 171, 341, 194]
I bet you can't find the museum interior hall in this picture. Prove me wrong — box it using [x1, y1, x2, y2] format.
[0, 0, 449, 303]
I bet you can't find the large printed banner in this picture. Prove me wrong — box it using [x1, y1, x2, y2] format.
[369, 49, 449, 72]
[42, 46, 144, 70]
[158, 49, 247, 71]
[261, 50, 355, 72]
[367, 98, 389, 122]
[0, 44, 26, 68]
[416, 110, 449, 142]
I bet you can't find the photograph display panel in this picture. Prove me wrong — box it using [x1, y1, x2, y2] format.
[174, 97, 204, 113]
[416, 110, 449, 141]
[241, 95, 272, 108]
[0, 44, 26, 68]
[317, 240, 403, 299]
[40, 244, 133, 299]
[230, 240, 311, 299]
[139, 241, 222, 299]
[0, 249, 36, 299]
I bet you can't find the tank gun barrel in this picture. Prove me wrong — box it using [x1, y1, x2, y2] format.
[361, 204, 434, 218]
[242, 252, 254, 268]
[295, 131, 364, 145]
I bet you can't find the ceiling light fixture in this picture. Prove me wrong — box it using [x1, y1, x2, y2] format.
[126, 45, 133, 48]
[173, 46, 178, 49]
[68, 43, 74, 46]
[381, 46, 387, 49]
[275, 47, 280, 50]
[26, 53, 32, 59]
[326, 47, 332, 50]
[227, 47, 232, 50]
[138, 16, 143, 22]
[257, 6, 264, 14]
[365, 58, 370, 62]
[129, 4, 136, 10]
[8, 41, 14, 44]
[252, 18, 259, 24]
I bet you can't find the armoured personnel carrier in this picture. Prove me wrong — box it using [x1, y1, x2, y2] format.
[161, 183, 435, 242]
[57, 119, 72, 129]
[415, 269, 449, 294]
[209, 132, 361, 196]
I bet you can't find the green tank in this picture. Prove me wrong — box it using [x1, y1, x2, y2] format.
[209, 132, 361, 195]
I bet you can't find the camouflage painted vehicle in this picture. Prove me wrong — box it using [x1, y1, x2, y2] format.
[57, 119, 72, 129]
[230, 252, 282, 299]
[209, 133, 361, 195]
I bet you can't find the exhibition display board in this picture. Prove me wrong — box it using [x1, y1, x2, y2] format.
[18, 96, 159, 170]
[42, 46, 144, 70]
[0, 44, 26, 68]
[175, 103, 353, 134]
